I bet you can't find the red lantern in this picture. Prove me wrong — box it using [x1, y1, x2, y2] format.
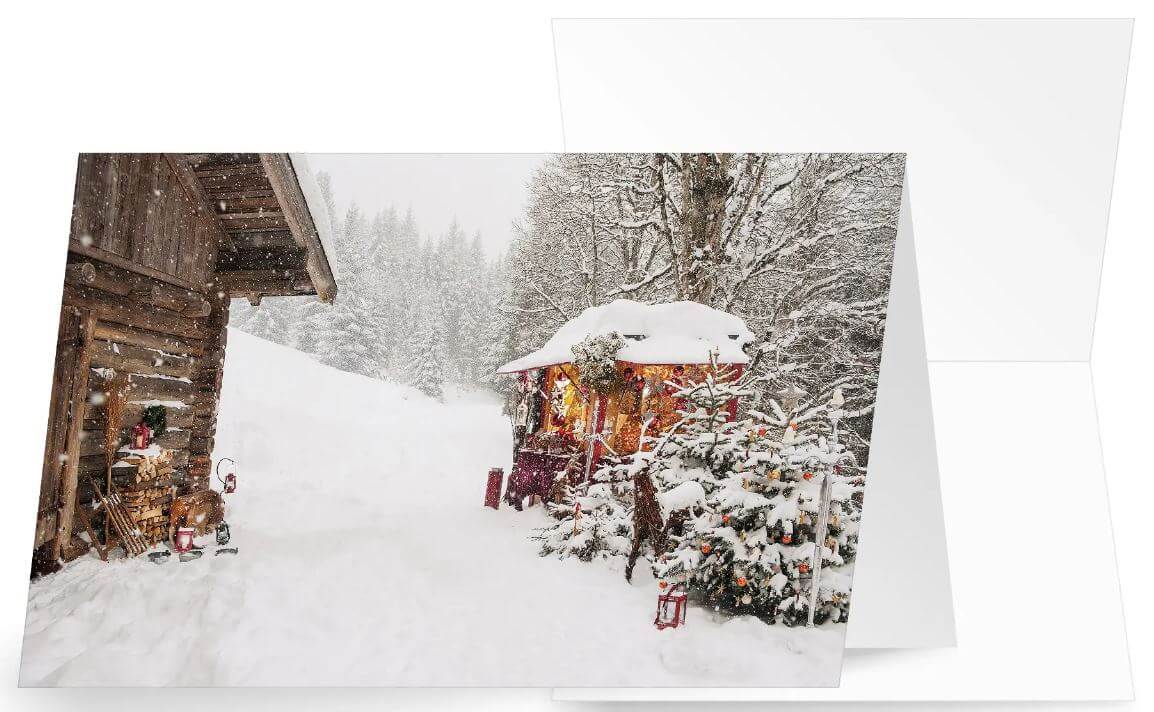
[216, 458, 237, 494]
[174, 527, 195, 553]
[132, 422, 152, 450]
[654, 582, 688, 630]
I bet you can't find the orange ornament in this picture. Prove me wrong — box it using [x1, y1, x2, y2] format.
[736, 576, 748, 587]
[722, 514, 730, 524]
[701, 543, 712, 554]
[803, 471, 814, 481]
[799, 563, 810, 574]
[782, 534, 793, 544]
[658, 580, 668, 590]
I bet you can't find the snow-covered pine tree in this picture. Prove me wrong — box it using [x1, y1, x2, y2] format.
[319, 204, 384, 377]
[535, 459, 635, 562]
[234, 299, 291, 346]
[400, 295, 447, 401]
[649, 366, 862, 625]
[452, 231, 496, 389]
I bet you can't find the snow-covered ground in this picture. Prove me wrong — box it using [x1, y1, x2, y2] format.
[20, 329, 844, 686]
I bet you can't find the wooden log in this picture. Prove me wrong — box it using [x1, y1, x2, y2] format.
[52, 309, 95, 562]
[69, 238, 200, 293]
[89, 339, 197, 379]
[63, 283, 206, 340]
[89, 368, 196, 405]
[65, 261, 97, 285]
[127, 373, 196, 402]
[260, 154, 337, 302]
[92, 321, 205, 357]
[212, 269, 316, 296]
[83, 405, 194, 437]
[40, 309, 78, 522]
[154, 429, 191, 451]
[80, 431, 107, 458]
[129, 284, 212, 317]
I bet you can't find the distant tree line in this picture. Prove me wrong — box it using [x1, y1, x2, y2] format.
[233, 154, 904, 465]
[230, 171, 507, 401]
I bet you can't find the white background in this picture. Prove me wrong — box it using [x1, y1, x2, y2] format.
[551, 18, 1133, 702]
[1, 2, 1151, 711]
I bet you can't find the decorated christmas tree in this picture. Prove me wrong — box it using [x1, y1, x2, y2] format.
[532, 351, 864, 626]
[648, 365, 862, 625]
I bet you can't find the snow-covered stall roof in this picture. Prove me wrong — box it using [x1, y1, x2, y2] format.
[497, 299, 754, 374]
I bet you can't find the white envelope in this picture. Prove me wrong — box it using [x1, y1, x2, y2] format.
[552, 17, 1133, 700]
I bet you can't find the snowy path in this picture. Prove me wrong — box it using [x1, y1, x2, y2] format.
[21, 330, 844, 686]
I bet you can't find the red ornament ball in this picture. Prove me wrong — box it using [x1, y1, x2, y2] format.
[803, 471, 814, 480]
[701, 543, 712, 554]
[736, 576, 748, 587]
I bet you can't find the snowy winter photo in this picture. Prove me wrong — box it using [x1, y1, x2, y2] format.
[23, 153, 905, 687]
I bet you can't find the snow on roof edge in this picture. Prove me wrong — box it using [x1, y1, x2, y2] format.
[289, 154, 339, 282]
[497, 299, 753, 374]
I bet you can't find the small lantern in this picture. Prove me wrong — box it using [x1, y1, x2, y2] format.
[174, 527, 195, 553]
[654, 582, 688, 630]
[217, 458, 237, 494]
[132, 422, 152, 450]
[216, 521, 231, 546]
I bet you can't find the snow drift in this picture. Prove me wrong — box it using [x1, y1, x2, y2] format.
[21, 329, 841, 686]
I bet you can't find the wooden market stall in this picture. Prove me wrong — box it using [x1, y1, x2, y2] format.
[496, 300, 753, 505]
[32, 153, 337, 575]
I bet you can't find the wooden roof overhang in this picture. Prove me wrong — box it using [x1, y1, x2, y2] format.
[183, 153, 338, 304]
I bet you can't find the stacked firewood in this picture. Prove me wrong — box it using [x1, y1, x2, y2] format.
[119, 449, 175, 544]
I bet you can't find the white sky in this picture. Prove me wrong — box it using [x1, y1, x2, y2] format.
[307, 154, 546, 259]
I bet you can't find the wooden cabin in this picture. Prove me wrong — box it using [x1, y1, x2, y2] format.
[33, 153, 336, 573]
[496, 300, 752, 505]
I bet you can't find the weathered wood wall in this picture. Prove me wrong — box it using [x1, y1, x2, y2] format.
[35, 155, 232, 562]
[36, 152, 332, 572]
[70, 154, 223, 287]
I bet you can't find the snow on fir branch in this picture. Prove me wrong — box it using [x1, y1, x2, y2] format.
[534, 357, 862, 626]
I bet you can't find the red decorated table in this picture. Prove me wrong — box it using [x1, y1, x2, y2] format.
[506, 450, 574, 508]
